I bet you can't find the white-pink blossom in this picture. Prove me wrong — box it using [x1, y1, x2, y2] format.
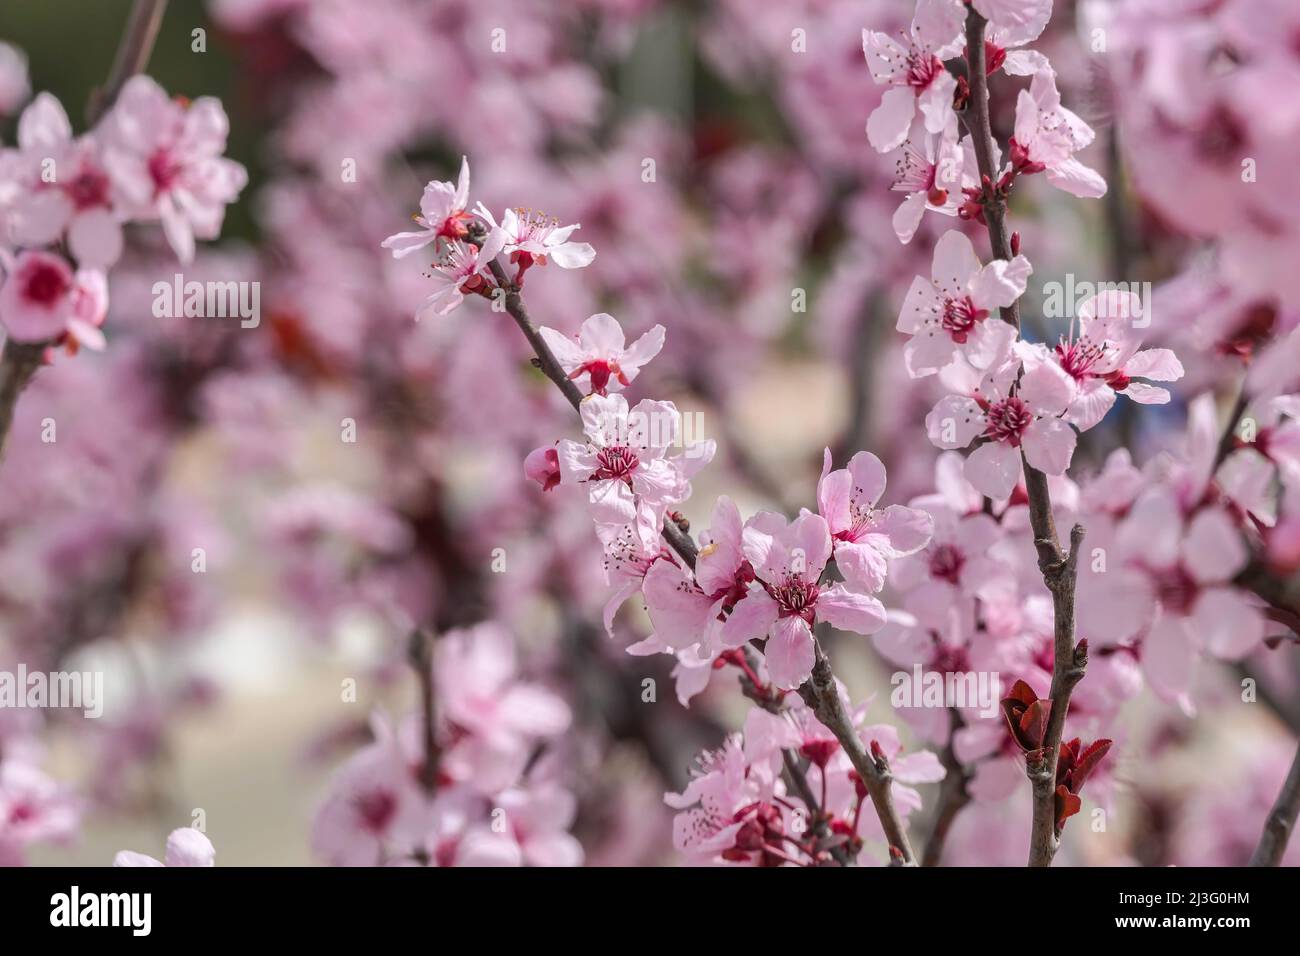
[381, 156, 473, 258]
[1010, 69, 1106, 198]
[897, 230, 1029, 376]
[538, 312, 665, 396]
[926, 351, 1078, 499]
[863, 0, 966, 152]
[816, 448, 933, 592]
[100, 75, 247, 262]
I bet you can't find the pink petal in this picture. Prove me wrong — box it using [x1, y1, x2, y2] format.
[1123, 347, 1183, 382]
[964, 441, 1022, 499]
[926, 395, 985, 449]
[817, 584, 888, 635]
[1181, 507, 1248, 584]
[930, 230, 981, 293]
[765, 616, 816, 689]
[1023, 417, 1077, 475]
[867, 87, 917, 153]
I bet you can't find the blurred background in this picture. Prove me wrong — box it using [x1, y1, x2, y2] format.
[0, 0, 1297, 866]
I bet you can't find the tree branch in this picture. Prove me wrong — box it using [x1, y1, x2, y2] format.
[407, 628, 440, 793]
[798, 641, 916, 864]
[0, 342, 46, 463]
[961, 7, 1086, 867]
[922, 709, 972, 866]
[86, 0, 170, 126]
[1251, 738, 1300, 866]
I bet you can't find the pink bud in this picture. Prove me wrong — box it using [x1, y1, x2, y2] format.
[524, 446, 561, 491]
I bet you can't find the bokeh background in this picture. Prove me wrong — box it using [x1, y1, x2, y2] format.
[1, 0, 1297, 866]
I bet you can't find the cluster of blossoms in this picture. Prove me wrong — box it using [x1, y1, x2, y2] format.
[381, 156, 594, 320]
[668, 699, 942, 866]
[853, 0, 1300, 860]
[0, 719, 80, 865]
[310, 624, 582, 866]
[0, 74, 246, 350]
[385, 148, 948, 863]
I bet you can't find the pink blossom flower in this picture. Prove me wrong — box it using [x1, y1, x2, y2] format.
[889, 487, 1012, 631]
[596, 499, 669, 635]
[114, 827, 215, 867]
[816, 448, 933, 592]
[0, 760, 79, 862]
[415, 234, 504, 320]
[310, 719, 433, 866]
[538, 312, 665, 396]
[642, 495, 760, 651]
[101, 75, 247, 263]
[0, 41, 28, 116]
[495, 784, 584, 867]
[434, 624, 572, 791]
[664, 733, 788, 866]
[974, 0, 1054, 75]
[556, 393, 714, 524]
[926, 352, 1078, 499]
[413, 790, 525, 868]
[897, 230, 1029, 376]
[1053, 290, 1185, 430]
[381, 156, 473, 258]
[888, 119, 963, 243]
[524, 445, 561, 491]
[863, 0, 966, 152]
[1010, 70, 1106, 198]
[1077, 489, 1265, 712]
[474, 203, 596, 274]
[733, 511, 888, 689]
[8, 93, 122, 267]
[0, 248, 90, 342]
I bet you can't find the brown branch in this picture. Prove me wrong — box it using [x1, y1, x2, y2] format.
[961, 7, 1086, 867]
[798, 641, 917, 864]
[0, 341, 46, 463]
[1213, 387, 1249, 472]
[407, 628, 440, 793]
[1026, 525, 1088, 867]
[1251, 738, 1300, 866]
[922, 709, 972, 866]
[86, 0, 170, 126]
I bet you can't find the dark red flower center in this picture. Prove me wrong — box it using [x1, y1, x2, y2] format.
[982, 396, 1032, 445]
[941, 296, 988, 343]
[21, 260, 71, 307]
[928, 543, 966, 585]
[592, 445, 639, 483]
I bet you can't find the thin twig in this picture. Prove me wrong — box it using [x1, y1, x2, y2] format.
[407, 628, 440, 793]
[961, 7, 1086, 867]
[0, 341, 46, 463]
[86, 0, 170, 125]
[922, 709, 972, 867]
[798, 641, 917, 864]
[1251, 739, 1300, 866]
